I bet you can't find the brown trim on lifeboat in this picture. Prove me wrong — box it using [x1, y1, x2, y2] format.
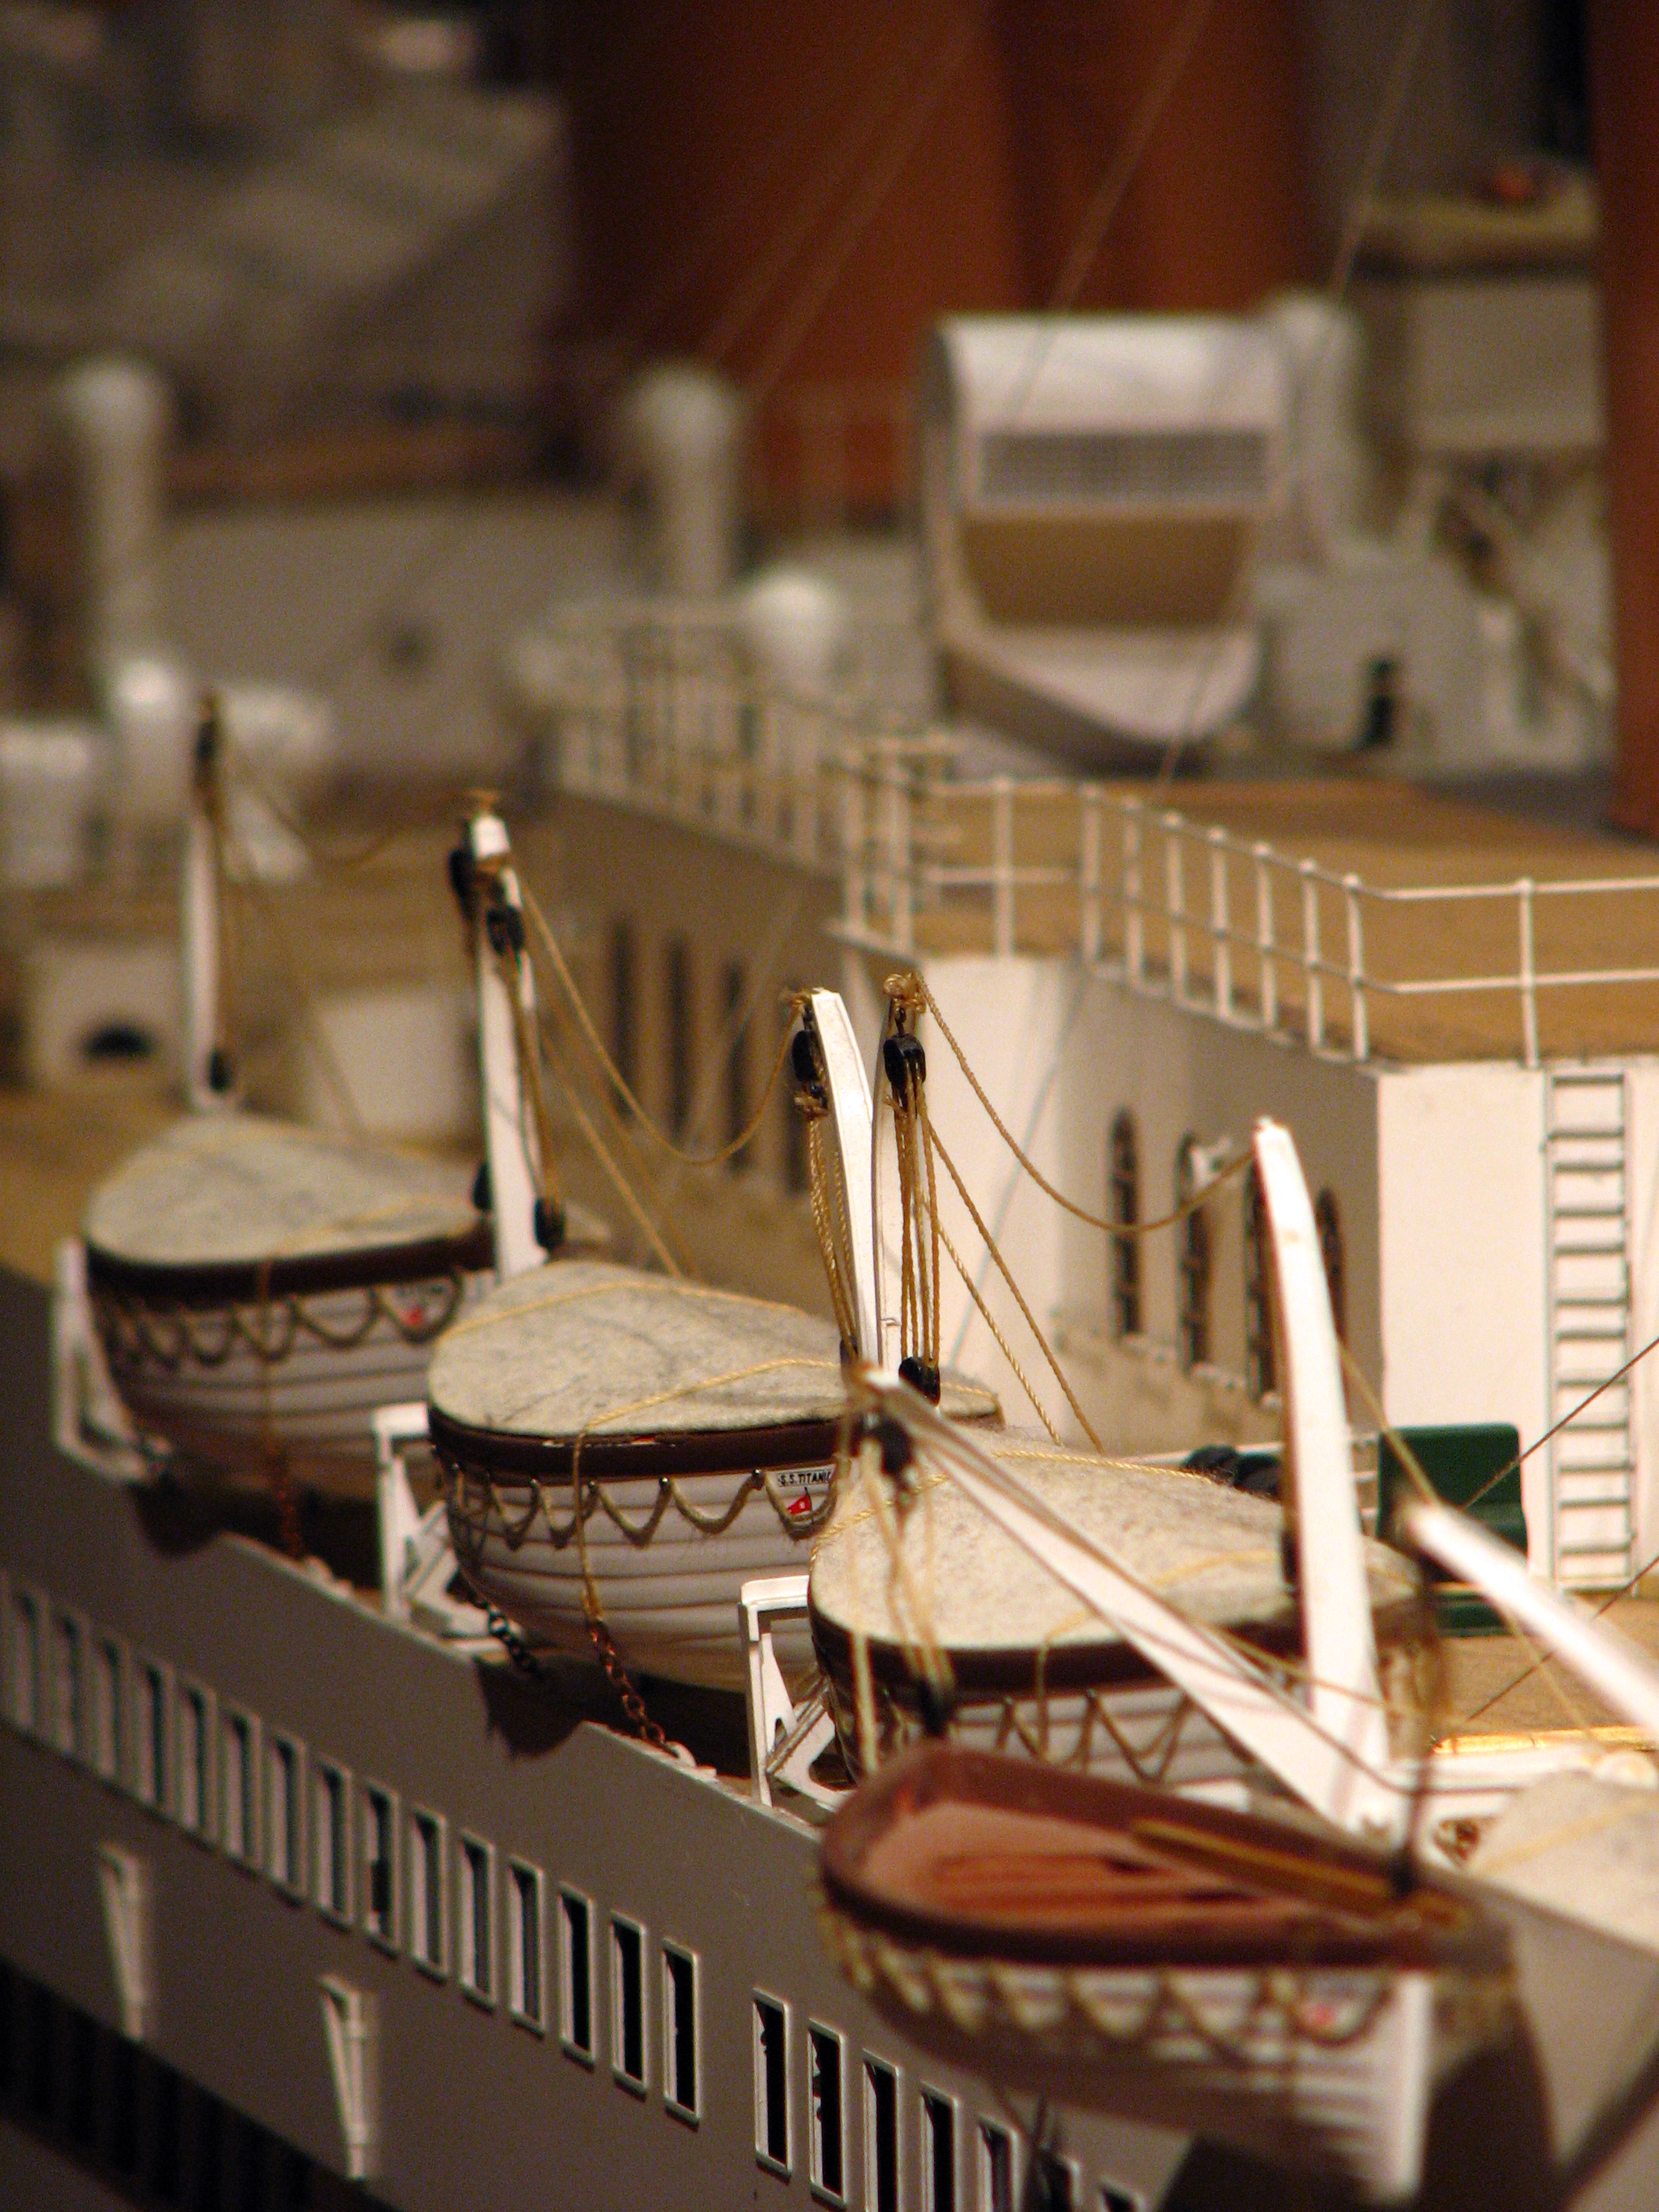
[86, 1217, 496, 1309]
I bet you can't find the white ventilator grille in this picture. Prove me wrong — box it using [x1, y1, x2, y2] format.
[976, 428, 1269, 507]
[1545, 1068, 1635, 1587]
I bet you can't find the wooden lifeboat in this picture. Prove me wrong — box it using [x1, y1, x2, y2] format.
[430, 1256, 998, 1691]
[819, 1742, 1514, 2203]
[809, 1430, 1419, 1787]
[85, 1113, 495, 1484]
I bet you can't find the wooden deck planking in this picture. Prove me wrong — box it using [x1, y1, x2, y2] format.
[899, 778, 1659, 1064]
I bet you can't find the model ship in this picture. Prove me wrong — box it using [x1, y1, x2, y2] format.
[13, 11, 1659, 2192]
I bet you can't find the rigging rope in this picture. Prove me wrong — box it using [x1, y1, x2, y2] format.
[519, 877, 801, 1168]
[702, 0, 960, 368]
[746, 0, 994, 409]
[894, 969, 1251, 1237]
[1148, 0, 1444, 795]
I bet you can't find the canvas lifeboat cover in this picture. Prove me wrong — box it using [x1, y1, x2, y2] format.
[428, 1258, 998, 1459]
[810, 1431, 1417, 1674]
[83, 1114, 497, 1294]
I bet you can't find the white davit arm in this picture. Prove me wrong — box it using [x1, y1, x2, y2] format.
[180, 698, 229, 1112]
[803, 988, 881, 1361]
[1253, 1118, 1398, 1835]
[857, 1371, 1413, 1848]
[1397, 1496, 1659, 1746]
[467, 811, 543, 1281]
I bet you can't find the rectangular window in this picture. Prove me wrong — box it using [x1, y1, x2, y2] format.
[611, 918, 639, 1113]
[723, 959, 750, 1163]
[362, 1783, 397, 1950]
[458, 1835, 494, 2004]
[1031, 2152, 1076, 2212]
[8, 1586, 40, 1733]
[314, 1761, 351, 1924]
[266, 1734, 305, 1895]
[921, 2090, 957, 2212]
[665, 936, 694, 1137]
[864, 2057, 900, 2212]
[558, 1889, 594, 2061]
[408, 1808, 447, 1976]
[134, 1659, 170, 1812]
[220, 1708, 259, 1867]
[507, 1862, 544, 2031]
[661, 1944, 698, 2123]
[610, 1917, 646, 2092]
[753, 1994, 789, 2174]
[175, 1682, 214, 1840]
[808, 2024, 845, 2203]
[51, 1613, 82, 1758]
[90, 1636, 123, 1784]
[978, 2122, 1016, 2212]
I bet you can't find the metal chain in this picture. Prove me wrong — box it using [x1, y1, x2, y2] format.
[583, 1608, 671, 1751]
[485, 1605, 551, 1680]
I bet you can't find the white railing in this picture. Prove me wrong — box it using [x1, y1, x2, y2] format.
[511, 614, 1659, 1068]
[837, 778, 1659, 1069]
[509, 599, 948, 876]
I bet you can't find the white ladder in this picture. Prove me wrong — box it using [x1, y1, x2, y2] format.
[1545, 1067, 1636, 1587]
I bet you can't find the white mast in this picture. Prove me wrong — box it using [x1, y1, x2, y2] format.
[180, 697, 232, 1113]
[463, 808, 544, 1281]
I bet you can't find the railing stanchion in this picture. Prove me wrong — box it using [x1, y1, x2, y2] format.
[894, 767, 915, 956]
[840, 760, 866, 937]
[1209, 826, 1231, 1018]
[1254, 843, 1276, 1031]
[1343, 873, 1368, 1061]
[1518, 877, 1539, 1068]
[1124, 799, 1144, 984]
[1300, 859, 1324, 1050]
[992, 776, 1015, 958]
[1081, 786, 1102, 964]
[1164, 812, 1187, 1002]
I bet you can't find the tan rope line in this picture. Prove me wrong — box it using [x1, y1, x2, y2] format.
[539, 1027, 684, 1276]
[806, 1115, 862, 1349]
[533, 979, 691, 1275]
[746, 0, 993, 408]
[1339, 1337, 1594, 1739]
[1049, 0, 1218, 312]
[1449, 1322, 1659, 1522]
[226, 818, 364, 1137]
[935, 1212, 1062, 1444]
[1456, 1536, 1659, 1734]
[928, 1119, 1104, 1452]
[841, 1396, 1434, 1756]
[654, 882, 806, 1203]
[442, 1269, 818, 1346]
[1148, 0, 1441, 799]
[898, 972, 1251, 1237]
[521, 878, 800, 1167]
[823, 1415, 1440, 1738]
[702, 0, 955, 364]
[222, 749, 416, 873]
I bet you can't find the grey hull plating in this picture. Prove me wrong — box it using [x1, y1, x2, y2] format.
[4, 1262, 1659, 2210]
